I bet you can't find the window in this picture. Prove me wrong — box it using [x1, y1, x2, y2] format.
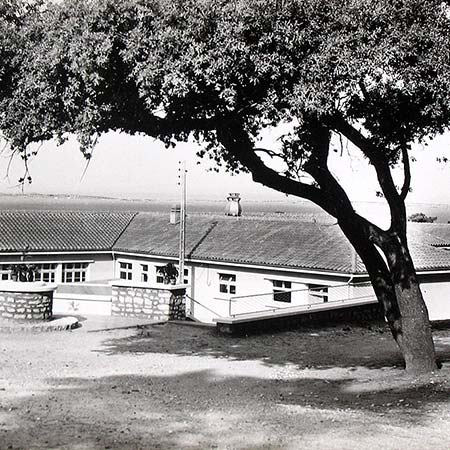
[2, 263, 57, 282]
[182, 268, 189, 284]
[35, 264, 57, 283]
[273, 280, 292, 303]
[156, 266, 164, 284]
[0, 264, 11, 281]
[119, 262, 132, 280]
[62, 263, 88, 283]
[219, 273, 236, 295]
[141, 264, 149, 282]
[156, 265, 189, 284]
[309, 285, 329, 303]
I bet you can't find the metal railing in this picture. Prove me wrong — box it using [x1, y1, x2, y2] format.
[227, 281, 376, 318]
[185, 294, 223, 319]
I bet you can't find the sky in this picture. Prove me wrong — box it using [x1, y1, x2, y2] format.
[0, 127, 449, 207]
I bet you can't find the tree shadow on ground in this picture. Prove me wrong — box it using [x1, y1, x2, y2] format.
[2, 369, 450, 450]
[98, 322, 424, 370]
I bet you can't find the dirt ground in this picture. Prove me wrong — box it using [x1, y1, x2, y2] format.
[1, 320, 450, 450]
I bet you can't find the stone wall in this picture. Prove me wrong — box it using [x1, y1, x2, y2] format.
[0, 290, 54, 321]
[111, 283, 186, 321]
[169, 290, 186, 320]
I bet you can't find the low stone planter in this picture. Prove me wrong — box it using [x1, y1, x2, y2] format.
[0, 281, 57, 321]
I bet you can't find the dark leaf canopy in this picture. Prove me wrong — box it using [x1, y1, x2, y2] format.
[1, 0, 449, 168]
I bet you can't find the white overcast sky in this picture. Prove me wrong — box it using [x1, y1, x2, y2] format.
[0, 128, 449, 206]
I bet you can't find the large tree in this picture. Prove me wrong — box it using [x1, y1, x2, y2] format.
[0, 1, 30, 116]
[1, 0, 450, 373]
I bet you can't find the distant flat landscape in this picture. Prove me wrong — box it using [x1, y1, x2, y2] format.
[0, 193, 329, 216]
[1, 193, 450, 224]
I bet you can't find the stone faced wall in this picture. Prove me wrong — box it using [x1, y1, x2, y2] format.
[0, 290, 53, 321]
[169, 290, 186, 320]
[111, 284, 186, 321]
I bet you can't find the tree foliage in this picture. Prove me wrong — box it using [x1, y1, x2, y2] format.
[408, 212, 437, 223]
[1, 0, 450, 373]
[3, 1, 450, 166]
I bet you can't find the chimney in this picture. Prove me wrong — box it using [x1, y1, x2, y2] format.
[225, 193, 242, 217]
[170, 205, 181, 224]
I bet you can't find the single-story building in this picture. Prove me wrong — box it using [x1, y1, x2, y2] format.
[1, 209, 450, 324]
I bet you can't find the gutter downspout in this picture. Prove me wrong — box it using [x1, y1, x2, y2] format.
[112, 251, 117, 280]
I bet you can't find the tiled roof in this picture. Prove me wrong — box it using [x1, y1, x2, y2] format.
[1, 210, 450, 274]
[408, 223, 450, 247]
[115, 213, 450, 273]
[115, 213, 365, 273]
[113, 213, 217, 257]
[408, 243, 450, 271]
[191, 218, 364, 272]
[0, 211, 136, 252]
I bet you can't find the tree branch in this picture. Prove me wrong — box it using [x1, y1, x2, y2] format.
[358, 79, 370, 101]
[400, 143, 411, 201]
[326, 113, 378, 160]
[327, 113, 407, 231]
[215, 123, 340, 217]
[254, 147, 286, 160]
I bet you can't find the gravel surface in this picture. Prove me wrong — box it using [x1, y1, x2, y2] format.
[1, 321, 450, 449]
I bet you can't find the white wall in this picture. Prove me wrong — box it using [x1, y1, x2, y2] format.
[342, 277, 450, 322]
[6, 250, 450, 324]
[114, 255, 192, 293]
[0, 252, 114, 283]
[347, 276, 450, 322]
[88, 254, 115, 281]
[420, 280, 450, 321]
[53, 297, 112, 316]
[188, 263, 348, 323]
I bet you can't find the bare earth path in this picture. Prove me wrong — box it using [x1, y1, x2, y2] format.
[1, 321, 450, 449]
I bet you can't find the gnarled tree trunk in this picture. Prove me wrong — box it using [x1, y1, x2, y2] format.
[385, 235, 437, 373]
[339, 215, 437, 374]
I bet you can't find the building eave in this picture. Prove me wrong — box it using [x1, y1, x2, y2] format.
[113, 250, 365, 278]
[0, 250, 113, 256]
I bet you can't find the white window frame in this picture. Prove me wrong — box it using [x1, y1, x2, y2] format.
[309, 285, 329, 303]
[155, 264, 188, 284]
[62, 262, 89, 283]
[141, 264, 149, 282]
[272, 280, 292, 303]
[119, 261, 133, 281]
[155, 265, 165, 284]
[182, 267, 189, 284]
[219, 273, 236, 295]
[0, 264, 11, 281]
[35, 263, 57, 283]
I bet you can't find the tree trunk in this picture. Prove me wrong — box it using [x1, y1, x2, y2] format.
[386, 240, 437, 374]
[338, 217, 437, 374]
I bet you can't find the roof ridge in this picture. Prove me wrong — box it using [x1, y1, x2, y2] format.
[183, 213, 334, 224]
[111, 212, 140, 249]
[186, 220, 219, 257]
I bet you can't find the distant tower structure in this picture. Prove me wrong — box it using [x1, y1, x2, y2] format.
[225, 193, 242, 217]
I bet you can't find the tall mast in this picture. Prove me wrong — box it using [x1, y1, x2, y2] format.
[178, 160, 186, 284]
